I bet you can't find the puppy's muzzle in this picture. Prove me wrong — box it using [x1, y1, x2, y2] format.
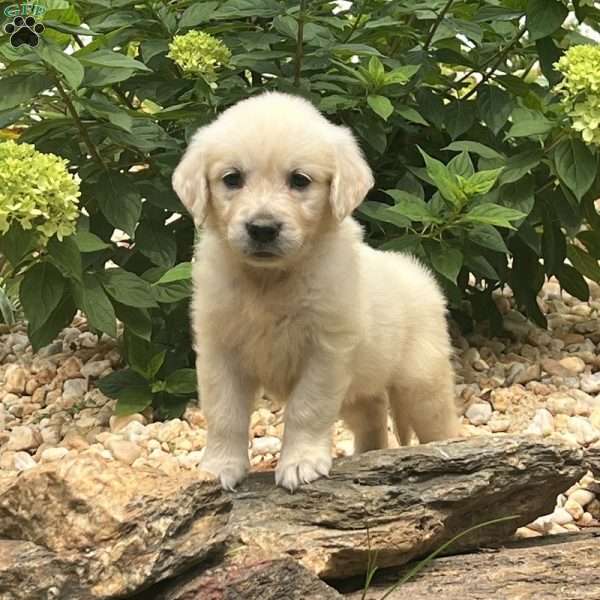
[245, 220, 282, 244]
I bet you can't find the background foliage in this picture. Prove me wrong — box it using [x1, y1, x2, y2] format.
[1, 0, 600, 416]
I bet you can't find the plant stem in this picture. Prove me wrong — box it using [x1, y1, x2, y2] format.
[424, 0, 455, 51]
[294, 0, 308, 87]
[461, 25, 527, 100]
[54, 77, 107, 170]
[343, 2, 365, 43]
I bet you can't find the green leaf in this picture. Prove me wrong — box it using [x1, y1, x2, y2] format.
[418, 148, 466, 207]
[448, 152, 474, 178]
[384, 65, 420, 86]
[463, 168, 504, 196]
[0, 287, 15, 326]
[462, 204, 526, 229]
[367, 95, 394, 121]
[465, 254, 499, 280]
[0, 223, 38, 267]
[165, 369, 197, 395]
[179, 1, 218, 27]
[35, 43, 84, 90]
[385, 190, 441, 224]
[28, 296, 76, 353]
[443, 141, 504, 161]
[114, 386, 153, 416]
[499, 149, 543, 185]
[0, 74, 53, 110]
[47, 236, 82, 282]
[135, 221, 177, 268]
[95, 173, 142, 238]
[428, 245, 463, 283]
[115, 304, 152, 342]
[98, 368, 153, 415]
[556, 264, 590, 301]
[73, 231, 111, 253]
[78, 49, 152, 71]
[98, 368, 149, 397]
[75, 274, 117, 338]
[567, 245, 600, 283]
[477, 86, 513, 135]
[20, 263, 65, 334]
[100, 268, 158, 308]
[526, 0, 568, 40]
[554, 139, 596, 201]
[445, 100, 475, 139]
[507, 115, 554, 138]
[358, 201, 410, 228]
[154, 262, 193, 286]
[152, 280, 193, 303]
[467, 225, 509, 253]
[126, 330, 165, 380]
[396, 106, 428, 126]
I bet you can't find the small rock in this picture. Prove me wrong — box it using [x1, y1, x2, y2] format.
[13, 451, 37, 471]
[488, 417, 511, 433]
[251, 436, 282, 456]
[6, 426, 42, 451]
[514, 526, 542, 539]
[110, 413, 147, 433]
[581, 373, 600, 394]
[40, 447, 69, 463]
[526, 409, 554, 437]
[4, 365, 27, 394]
[568, 488, 595, 507]
[547, 394, 576, 417]
[60, 356, 83, 379]
[551, 507, 573, 525]
[62, 378, 88, 403]
[568, 416, 600, 445]
[465, 401, 493, 425]
[559, 356, 586, 374]
[564, 498, 584, 521]
[81, 360, 111, 378]
[79, 332, 99, 348]
[591, 407, 600, 430]
[541, 358, 571, 378]
[106, 439, 142, 465]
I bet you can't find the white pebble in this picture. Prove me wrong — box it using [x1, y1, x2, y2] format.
[564, 498, 584, 520]
[465, 401, 493, 425]
[251, 436, 282, 456]
[551, 507, 573, 525]
[568, 416, 600, 445]
[568, 488, 595, 507]
[13, 451, 37, 471]
[40, 447, 69, 463]
[526, 408, 554, 436]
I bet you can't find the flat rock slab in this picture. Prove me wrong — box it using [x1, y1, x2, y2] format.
[0, 457, 230, 598]
[0, 436, 589, 598]
[145, 554, 343, 600]
[230, 435, 586, 578]
[347, 532, 600, 599]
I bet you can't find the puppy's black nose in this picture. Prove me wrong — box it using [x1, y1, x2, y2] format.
[246, 221, 281, 244]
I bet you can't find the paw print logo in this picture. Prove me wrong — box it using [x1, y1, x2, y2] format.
[4, 16, 45, 48]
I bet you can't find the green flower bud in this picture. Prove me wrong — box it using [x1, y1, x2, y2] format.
[167, 30, 231, 78]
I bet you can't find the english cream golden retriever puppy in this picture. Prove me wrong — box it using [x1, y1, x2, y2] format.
[172, 92, 459, 491]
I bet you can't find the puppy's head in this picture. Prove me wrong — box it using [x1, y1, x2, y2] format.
[172, 92, 373, 267]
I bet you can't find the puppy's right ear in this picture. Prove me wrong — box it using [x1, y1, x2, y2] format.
[172, 129, 210, 225]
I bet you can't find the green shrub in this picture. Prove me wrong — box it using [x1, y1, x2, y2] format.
[0, 0, 599, 416]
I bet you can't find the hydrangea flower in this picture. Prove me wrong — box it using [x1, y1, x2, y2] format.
[0, 140, 80, 240]
[167, 30, 231, 78]
[554, 44, 600, 146]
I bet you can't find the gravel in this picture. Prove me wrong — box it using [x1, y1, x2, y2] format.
[1, 278, 599, 538]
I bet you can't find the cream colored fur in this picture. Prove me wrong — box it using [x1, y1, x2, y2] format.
[172, 92, 460, 491]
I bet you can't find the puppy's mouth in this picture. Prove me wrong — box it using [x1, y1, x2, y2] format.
[250, 251, 279, 259]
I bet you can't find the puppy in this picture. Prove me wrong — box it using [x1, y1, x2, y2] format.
[172, 92, 460, 491]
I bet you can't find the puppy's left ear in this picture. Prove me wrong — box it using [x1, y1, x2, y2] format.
[172, 128, 210, 226]
[330, 126, 374, 222]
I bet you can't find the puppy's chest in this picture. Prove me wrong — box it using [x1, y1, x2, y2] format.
[215, 285, 315, 386]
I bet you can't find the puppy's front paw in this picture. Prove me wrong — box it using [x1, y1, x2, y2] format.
[275, 450, 332, 492]
[200, 457, 249, 491]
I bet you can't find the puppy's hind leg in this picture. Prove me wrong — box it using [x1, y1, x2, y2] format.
[388, 366, 460, 444]
[341, 394, 389, 454]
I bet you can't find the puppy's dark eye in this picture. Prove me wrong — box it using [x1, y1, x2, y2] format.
[289, 172, 311, 190]
[223, 171, 243, 189]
